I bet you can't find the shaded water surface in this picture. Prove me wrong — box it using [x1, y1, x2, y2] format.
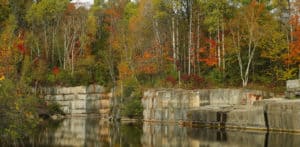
[17, 117, 300, 146]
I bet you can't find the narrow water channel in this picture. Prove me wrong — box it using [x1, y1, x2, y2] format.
[15, 117, 300, 146]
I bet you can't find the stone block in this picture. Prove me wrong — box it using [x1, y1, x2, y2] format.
[55, 86, 87, 95]
[87, 94, 101, 100]
[143, 90, 154, 98]
[45, 95, 54, 101]
[209, 89, 226, 105]
[266, 100, 300, 131]
[74, 100, 86, 109]
[142, 98, 148, 109]
[157, 91, 165, 99]
[169, 97, 180, 108]
[64, 95, 75, 101]
[174, 108, 184, 121]
[61, 106, 70, 114]
[87, 85, 105, 93]
[189, 92, 200, 108]
[54, 95, 64, 101]
[198, 89, 210, 106]
[153, 97, 162, 108]
[86, 99, 97, 112]
[181, 91, 190, 108]
[161, 96, 170, 108]
[154, 109, 163, 121]
[287, 79, 300, 90]
[226, 106, 266, 128]
[227, 89, 243, 105]
[76, 94, 87, 100]
[163, 91, 172, 98]
[57, 101, 70, 106]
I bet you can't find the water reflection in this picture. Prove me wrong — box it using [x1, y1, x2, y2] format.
[29, 117, 142, 147]
[26, 117, 300, 147]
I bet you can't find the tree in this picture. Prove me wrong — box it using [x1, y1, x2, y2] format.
[229, 1, 268, 87]
[289, 14, 300, 79]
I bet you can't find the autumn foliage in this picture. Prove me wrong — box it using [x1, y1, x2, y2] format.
[52, 66, 60, 75]
[289, 15, 300, 65]
[135, 51, 158, 75]
[198, 39, 218, 66]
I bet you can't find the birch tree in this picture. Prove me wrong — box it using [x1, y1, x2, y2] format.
[229, 1, 266, 87]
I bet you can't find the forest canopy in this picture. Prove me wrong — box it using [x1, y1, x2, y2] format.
[0, 0, 299, 90]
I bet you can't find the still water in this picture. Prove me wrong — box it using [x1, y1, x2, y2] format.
[25, 117, 300, 147]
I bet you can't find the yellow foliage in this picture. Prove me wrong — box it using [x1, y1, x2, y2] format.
[15, 103, 19, 111]
[118, 62, 132, 80]
[0, 75, 4, 81]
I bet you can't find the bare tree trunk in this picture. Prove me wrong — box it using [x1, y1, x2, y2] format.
[196, 13, 200, 75]
[172, 16, 176, 70]
[288, 0, 292, 70]
[176, 18, 181, 85]
[222, 21, 225, 70]
[232, 28, 245, 87]
[153, 20, 162, 69]
[63, 27, 67, 70]
[217, 21, 221, 68]
[71, 48, 74, 75]
[43, 24, 48, 60]
[188, 0, 193, 75]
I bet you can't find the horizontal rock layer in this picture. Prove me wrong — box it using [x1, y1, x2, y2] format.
[142, 89, 300, 132]
[43, 85, 111, 116]
[142, 89, 271, 122]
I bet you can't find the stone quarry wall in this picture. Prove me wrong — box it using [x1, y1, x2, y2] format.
[142, 88, 270, 122]
[142, 88, 300, 132]
[265, 100, 300, 132]
[286, 79, 300, 97]
[43, 85, 111, 116]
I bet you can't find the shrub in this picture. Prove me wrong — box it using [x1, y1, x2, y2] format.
[165, 75, 177, 87]
[47, 102, 65, 115]
[121, 87, 143, 119]
[0, 79, 40, 143]
[181, 74, 206, 89]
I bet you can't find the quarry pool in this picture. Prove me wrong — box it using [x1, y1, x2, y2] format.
[15, 117, 300, 147]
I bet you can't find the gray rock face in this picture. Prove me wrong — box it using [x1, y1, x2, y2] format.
[287, 79, 300, 90]
[265, 99, 300, 132]
[44, 85, 111, 116]
[286, 79, 300, 97]
[142, 89, 270, 123]
[142, 89, 300, 132]
[186, 105, 266, 129]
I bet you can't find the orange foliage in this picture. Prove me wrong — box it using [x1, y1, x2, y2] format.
[166, 56, 174, 62]
[65, 3, 76, 15]
[52, 66, 60, 75]
[104, 8, 121, 19]
[15, 31, 26, 54]
[197, 39, 218, 66]
[288, 15, 300, 65]
[135, 51, 158, 75]
[138, 64, 157, 74]
[118, 62, 132, 79]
